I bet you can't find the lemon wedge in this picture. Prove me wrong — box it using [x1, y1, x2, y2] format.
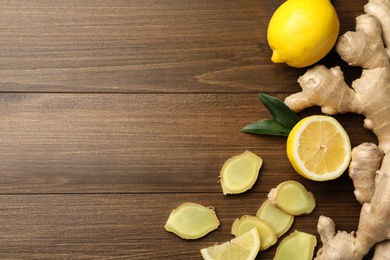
[287, 115, 351, 181]
[200, 228, 260, 260]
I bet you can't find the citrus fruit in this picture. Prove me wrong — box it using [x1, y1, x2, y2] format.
[164, 202, 220, 239]
[200, 228, 260, 260]
[219, 151, 263, 195]
[267, 0, 340, 68]
[287, 115, 351, 181]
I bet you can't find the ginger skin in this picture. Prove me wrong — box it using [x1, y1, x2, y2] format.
[285, 1, 390, 259]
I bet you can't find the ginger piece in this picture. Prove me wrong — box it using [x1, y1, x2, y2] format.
[284, 1, 390, 258]
[231, 215, 277, 251]
[274, 230, 317, 260]
[268, 180, 316, 216]
[349, 142, 384, 204]
[373, 241, 390, 260]
[164, 202, 219, 239]
[219, 150, 263, 195]
[256, 199, 294, 238]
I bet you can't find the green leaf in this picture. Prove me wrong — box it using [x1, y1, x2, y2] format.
[241, 119, 291, 136]
[258, 93, 300, 129]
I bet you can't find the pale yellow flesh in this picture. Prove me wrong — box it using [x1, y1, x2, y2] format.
[231, 215, 277, 251]
[287, 116, 351, 181]
[268, 180, 316, 216]
[220, 151, 263, 195]
[298, 121, 348, 174]
[200, 228, 260, 260]
[164, 202, 220, 239]
[274, 230, 317, 260]
[256, 199, 294, 238]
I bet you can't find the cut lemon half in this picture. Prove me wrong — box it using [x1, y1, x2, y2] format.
[287, 115, 351, 181]
[200, 228, 260, 260]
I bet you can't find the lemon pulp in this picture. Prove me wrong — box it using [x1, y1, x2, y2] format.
[200, 228, 260, 260]
[287, 116, 351, 181]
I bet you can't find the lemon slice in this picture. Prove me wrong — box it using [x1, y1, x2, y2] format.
[200, 228, 260, 260]
[220, 151, 263, 195]
[287, 115, 351, 181]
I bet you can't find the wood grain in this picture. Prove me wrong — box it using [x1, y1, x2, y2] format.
[0, 193, 363, 259]
[0, 0, 364, 93]
[0, 0, 375, 259]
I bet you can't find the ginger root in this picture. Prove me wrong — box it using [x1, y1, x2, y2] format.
[284, 0, 390, 258]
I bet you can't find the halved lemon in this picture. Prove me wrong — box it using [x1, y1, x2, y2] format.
[287, 115, 351, 181]
[200, 228, 260, 260]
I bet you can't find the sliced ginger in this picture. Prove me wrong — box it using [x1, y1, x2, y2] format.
[231, 215, 277, 251]
[268, 180, 316, 216]
[164, 202, 220, 239]
[274, 230, 317, 260]
[219, 150, 263, 195]
[256, 199, 294, 238]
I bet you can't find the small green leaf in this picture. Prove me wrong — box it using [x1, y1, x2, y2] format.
[241, 119, 291, 136]
[259, 93, 300, 129]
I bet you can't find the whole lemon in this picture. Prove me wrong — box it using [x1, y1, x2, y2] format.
[267, 0, 340, 68]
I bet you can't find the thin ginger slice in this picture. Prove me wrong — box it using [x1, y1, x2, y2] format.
[219, 150, 263, 195]
[231, 215, 277, 251]
[164, 202, 220, 239]
[268, 180, 316, 215]
[256, 199, 294, 238]
[274, 230, 317, 260]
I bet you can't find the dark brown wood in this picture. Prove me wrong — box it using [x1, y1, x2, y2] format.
[0, 192, 363, 259]
[0, 0, 375, 259]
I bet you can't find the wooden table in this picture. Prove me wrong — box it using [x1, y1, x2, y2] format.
[0, 1, 376, 259]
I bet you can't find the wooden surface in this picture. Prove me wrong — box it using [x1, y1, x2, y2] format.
[0, 1, 377, 259]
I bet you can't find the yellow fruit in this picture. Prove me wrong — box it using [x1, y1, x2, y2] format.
[287, 116, 351, 181]
[200, 228, 260, 260]
[267, 0, 340, 68]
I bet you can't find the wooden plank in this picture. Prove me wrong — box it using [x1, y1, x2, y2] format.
[0, 192, 364, 259]
[0, 0, 366, 93]
[0, 93, 376, 194]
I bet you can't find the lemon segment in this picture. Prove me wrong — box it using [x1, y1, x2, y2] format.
[287, 116, 351, 181]
[219, 151, 263, 195]
[164, 202, 220, 239]
[267, 0, 340, 68]
[200, 228, 260, 260]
